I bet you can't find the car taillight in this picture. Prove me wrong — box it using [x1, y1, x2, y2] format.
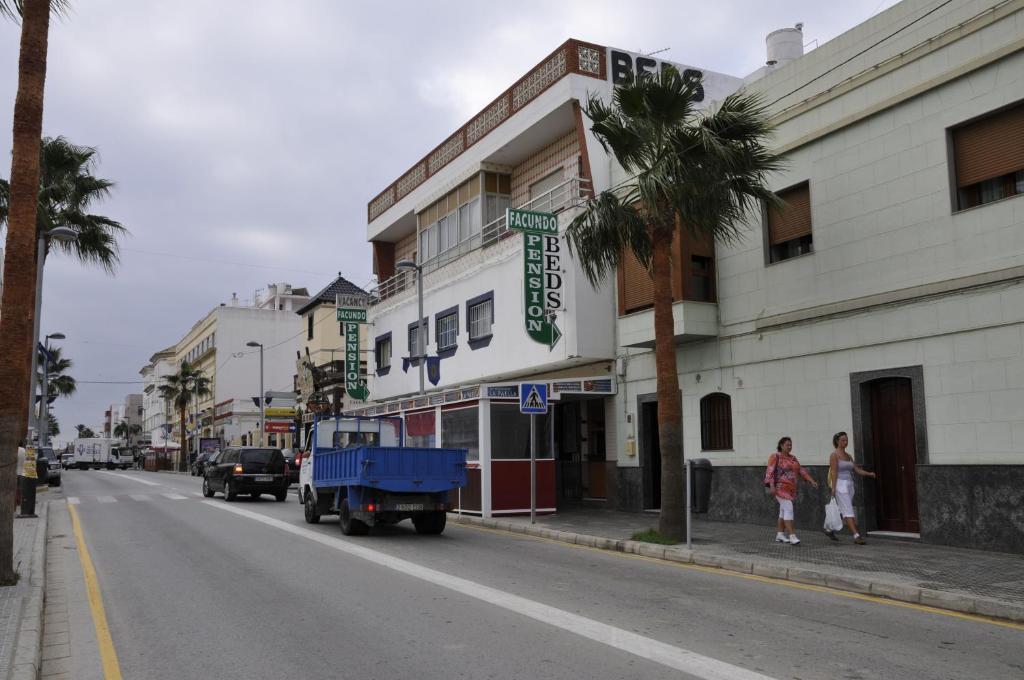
[367, 503, 376, 512]
[295, 452, 303, 465]
[233, 464, 243, 474]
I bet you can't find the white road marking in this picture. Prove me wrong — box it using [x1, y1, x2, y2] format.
[129, 494, 152, 502]
[96, 496, 117, 504]
[66, 497, 80, 505]
[161, 493, 188, 500]
[205, 502, 775, 680]
[101, 472, 162, 487]
[191, 492, 204, 497]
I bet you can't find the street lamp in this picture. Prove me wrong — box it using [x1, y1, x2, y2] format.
[246, 341, 265, 446]
[28, 227, 77, 444]
[37, 332, 65, 447]
[396, 259, 425, 396]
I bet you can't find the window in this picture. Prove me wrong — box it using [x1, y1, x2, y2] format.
[489, 403, 551, 459]
[442, 406, 479, 461]
[406, 411, 435, 448]
[700, 393, 732, 451]
[417, 176, 483, 264]
[408, 320, 427, 359]
[528, 170, 565, 211]
[307, 314, 314, 341]
[436, 309, 458, 351]
[953, 102, 1024, 211]
[689, 255, 714, 302]
[468, 298, 492, 340]
[374, 333, 392, 372]
[766, 182, 813, 264]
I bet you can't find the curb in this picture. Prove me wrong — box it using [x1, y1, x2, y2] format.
[8, 501, 48, 680]
[451, 514, 1024, 624]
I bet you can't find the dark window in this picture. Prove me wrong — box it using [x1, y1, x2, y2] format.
[375, 333, 392, 371]
[436, 310, 458, 350]
[689, 255, 713, 302]
[700, 393, 732, 451]
[408, 319, 427, 358]
[766, 182, 813, 264]
[307, 314, 314, 341]
[953, 102, 1024, 211]
[489, 403, 551, 459]
[442, 406, 479, 461]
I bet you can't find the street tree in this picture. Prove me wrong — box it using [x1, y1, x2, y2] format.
[75, 424, 96, 439]
[113, 420, 141, 447]
[33, 344, 74, 423]
[47, 413, 58, 439]
[0, 0, 71, 585]
[157, 362, 211, 471]
[566, 68, 781, 541]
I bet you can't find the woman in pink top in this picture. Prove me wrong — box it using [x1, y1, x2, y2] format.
[764, 436, 818, 545]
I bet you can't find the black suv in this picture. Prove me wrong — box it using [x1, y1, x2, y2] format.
[202, 447, 288, 502]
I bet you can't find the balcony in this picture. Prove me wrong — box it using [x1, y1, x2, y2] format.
[372, 176, 591, 303]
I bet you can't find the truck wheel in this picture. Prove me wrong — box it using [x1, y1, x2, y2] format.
[413, 512, 447, 535]
[224, 480, 237, 502]
[303, 493, 321, 524]
[339, 500, 368, 536]
[202, 478, 214, 498]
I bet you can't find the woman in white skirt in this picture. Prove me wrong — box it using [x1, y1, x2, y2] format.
[824, 432, 877, 544]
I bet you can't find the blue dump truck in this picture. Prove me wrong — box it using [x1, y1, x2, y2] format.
[298, 416, 467, 536]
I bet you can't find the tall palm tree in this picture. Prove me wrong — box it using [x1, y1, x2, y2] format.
[0, 0, 71, 585]
[113, 419, 141, 447]
[566, 68, 781, 541]
[157, 362, 211, 471]
[34, 344, 74, 416]
[75, 423, 96, 439]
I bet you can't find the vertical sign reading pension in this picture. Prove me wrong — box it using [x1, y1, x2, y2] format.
[344, 321, 369, 401]
[507, 208, 562, 349]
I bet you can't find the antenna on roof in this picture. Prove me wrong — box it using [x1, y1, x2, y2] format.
[643, 47, 671, 57]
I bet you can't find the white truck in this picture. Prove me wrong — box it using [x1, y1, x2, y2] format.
[72, 438, 133, 470]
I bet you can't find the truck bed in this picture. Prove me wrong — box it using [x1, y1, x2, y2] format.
[312, 446, 467, 493]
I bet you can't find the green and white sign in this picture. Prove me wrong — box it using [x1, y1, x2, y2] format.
[508, 208, 562, 349]
[337, 307, 368, 323]
[344, 321, 369, 401]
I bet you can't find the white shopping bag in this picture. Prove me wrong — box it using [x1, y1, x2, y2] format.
[824, 498, 843, 532]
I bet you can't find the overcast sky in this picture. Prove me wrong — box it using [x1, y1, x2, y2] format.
[0, 0, 899, 438]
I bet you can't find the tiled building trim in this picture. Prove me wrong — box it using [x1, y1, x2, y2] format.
[367, 39, 607, 222]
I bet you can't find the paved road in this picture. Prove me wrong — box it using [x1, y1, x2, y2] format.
[53, 469, 1023, 680]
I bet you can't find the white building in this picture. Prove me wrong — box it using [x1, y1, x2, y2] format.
[141, 346, 176, 449]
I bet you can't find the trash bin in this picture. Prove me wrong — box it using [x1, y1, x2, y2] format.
[690, 458, 713, 514]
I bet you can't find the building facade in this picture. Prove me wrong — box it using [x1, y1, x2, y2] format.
[141, 346, 176, 448]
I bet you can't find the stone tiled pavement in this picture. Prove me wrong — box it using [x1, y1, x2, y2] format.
[471, 508, 1024, 608]
[0, 497, 47, 680]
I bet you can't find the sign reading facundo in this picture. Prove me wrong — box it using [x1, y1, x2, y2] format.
[507, 208, 562, 350]
[336, 307, 367, 323]
[519, 383, 548, 415]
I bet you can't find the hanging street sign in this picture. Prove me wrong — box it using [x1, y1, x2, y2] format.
[519, 383, 548, 415]
[507, 208, 563, 350]
[337, 307, 367, 323]
[344, 321, 369, 401]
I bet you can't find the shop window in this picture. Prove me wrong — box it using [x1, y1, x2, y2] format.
[406, 411, 436, 448]
[441, 406, 479, 461]
[952, 102, 1024, 211]
[700, 393, 732, 451]
[489, 403, 551, 459]
[766, 182, 813, 264]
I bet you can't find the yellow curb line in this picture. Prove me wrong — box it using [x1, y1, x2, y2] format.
[455, 520, 1024, 632]
[68, 504, 123, 679]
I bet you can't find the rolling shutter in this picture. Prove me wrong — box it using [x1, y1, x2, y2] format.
[620, 247, 655, 313]
[767, 182, 811, 246]
[700, 393, 732, 451]
[953, 104, 1024, 187]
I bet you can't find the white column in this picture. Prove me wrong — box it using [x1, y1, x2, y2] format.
[433, 405, 442, 448]
[478, 397, 491, 519]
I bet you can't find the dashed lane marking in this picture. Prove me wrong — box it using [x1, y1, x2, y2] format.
[66, 497, 80, 505]
[161, 493, 188, 500]
[99, 471, 163, 486]
[128, 494, 152, 502]
[96, 496, 117, 504]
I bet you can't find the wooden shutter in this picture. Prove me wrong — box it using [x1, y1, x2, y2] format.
[700, 393, 732, 451]
[953, 104, 1024, 187]
[619, 248, 655, 313]
[767, 182, 811, 246]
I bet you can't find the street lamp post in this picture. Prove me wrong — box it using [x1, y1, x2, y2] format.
[28, 227, 77, 444]
[396, 260, 425, 395]
[38, 332, 66, 447]
[246, 342, 265, 446]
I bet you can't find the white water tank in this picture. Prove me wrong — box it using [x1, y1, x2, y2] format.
[766, 23, 804, 66]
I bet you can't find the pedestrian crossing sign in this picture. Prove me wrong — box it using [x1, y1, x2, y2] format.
[519, 383, 548, 414]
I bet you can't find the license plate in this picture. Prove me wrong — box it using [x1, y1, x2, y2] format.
[397, 503, 423, 511]
[255, 475, 273, 483]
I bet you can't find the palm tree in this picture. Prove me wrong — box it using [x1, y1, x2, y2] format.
[34, 344, 74, 419]
[158, 362, 211, 471]
[46, 413, 59, 439]
[0, 0, 71, 585]
[75, 424, 96, 439]
[113, 420, 142, 447]
[566, 68, 781, 541]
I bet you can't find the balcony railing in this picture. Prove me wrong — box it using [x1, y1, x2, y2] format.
[372, 176, 591, 303]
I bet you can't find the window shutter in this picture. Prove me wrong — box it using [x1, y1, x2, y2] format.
[767, 182, 812, 246]
[700, 393, 732, 451]
[953, 104, 1024, 188]
[620, 248, 655, 313]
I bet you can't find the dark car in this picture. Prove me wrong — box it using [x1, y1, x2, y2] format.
[191, 452, 215, 477]
[279, 448, 299, 484]
[38, 447, 60, 487]
[202, 447, 288, 502]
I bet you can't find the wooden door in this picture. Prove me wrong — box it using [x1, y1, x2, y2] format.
[870, 378, 920, 532]
[641, 401, 661, 510]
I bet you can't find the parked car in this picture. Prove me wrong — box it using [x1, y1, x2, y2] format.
[279, 448, 298, 484]
[38, 447, 60, 487]
[61, 454, 74, 470]
[202, 447, 288, 502]
[191, 452, 215, 477]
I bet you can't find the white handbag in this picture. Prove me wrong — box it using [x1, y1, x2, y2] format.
[824, 498, 843, 532]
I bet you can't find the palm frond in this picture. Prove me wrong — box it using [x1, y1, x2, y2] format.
[0, 1, 71, 22]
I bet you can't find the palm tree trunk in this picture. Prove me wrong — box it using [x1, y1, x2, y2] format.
[651, 227, 685, 542]
[0, 0, 52, 584]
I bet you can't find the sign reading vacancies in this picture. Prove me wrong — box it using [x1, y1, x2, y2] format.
[344, 321, 369, 401]
[337, 307, 367, 323]
[506, 208, 563, 349]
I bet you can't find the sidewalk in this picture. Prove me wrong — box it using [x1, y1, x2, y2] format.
[452, 508, 1024, 623]
[0, 499, 49, 680]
